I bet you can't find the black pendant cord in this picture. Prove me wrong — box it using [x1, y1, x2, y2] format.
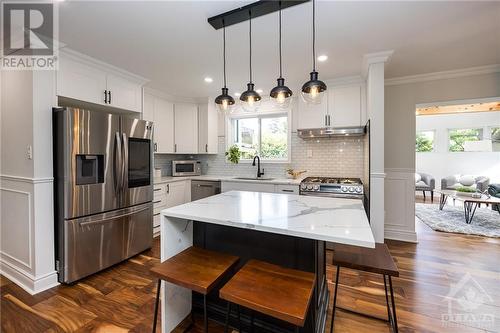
[312, 0, 316, 72]
[222, 20, 227, 89]
[278, 2, 283, 79]
[249, 10, 253, 84]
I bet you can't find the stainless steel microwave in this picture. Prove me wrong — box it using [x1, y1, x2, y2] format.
[172, 160, 201, 176]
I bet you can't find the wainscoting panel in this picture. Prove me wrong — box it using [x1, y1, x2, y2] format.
[384, 168, 418, 242]
[0, 175, 58, 294]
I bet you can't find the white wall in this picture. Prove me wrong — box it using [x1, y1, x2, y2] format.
[416, 111, 500, 186]
[384, 69, 500, 242]
[0, 70, 58, 294]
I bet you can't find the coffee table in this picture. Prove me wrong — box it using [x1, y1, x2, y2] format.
[435, 189, 500, 224]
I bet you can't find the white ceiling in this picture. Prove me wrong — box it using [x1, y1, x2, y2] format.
[58, 1, 500, 99]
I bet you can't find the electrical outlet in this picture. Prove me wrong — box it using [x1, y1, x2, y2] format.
[27, 145, 33, 160]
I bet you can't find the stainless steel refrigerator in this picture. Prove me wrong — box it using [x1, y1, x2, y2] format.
[53, 107, 154, 283]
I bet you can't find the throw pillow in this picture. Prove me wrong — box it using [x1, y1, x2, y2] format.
[415, 173, 421, 184]
[459, 175, 475, 186]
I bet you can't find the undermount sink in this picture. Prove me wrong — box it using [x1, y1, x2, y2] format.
[233, 177, 275, 181]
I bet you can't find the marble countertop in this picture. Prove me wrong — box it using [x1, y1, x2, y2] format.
[154, 175, 303, 185]
[161, 190, 375, 248]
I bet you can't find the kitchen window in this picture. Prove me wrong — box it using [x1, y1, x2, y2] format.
[228, 112, 290, 162]
[415, 131, 435, 152]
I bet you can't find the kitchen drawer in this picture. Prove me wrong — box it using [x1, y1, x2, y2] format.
[154, 202, 165, 215]
[275, 185, 299, 194]
[154, 190, 165, 202]
[153, 184, 166, 196]
[153, 213, 161, 228]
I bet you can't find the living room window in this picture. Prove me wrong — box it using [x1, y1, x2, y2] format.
[228, 112, 290, 162]
[448, 128, 483, 152]
[416, 131, 435, 152]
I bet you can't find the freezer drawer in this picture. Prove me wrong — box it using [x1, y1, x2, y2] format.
[61, 202, 152, 283]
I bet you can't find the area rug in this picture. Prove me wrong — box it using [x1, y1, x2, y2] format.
[415, 203, 500, 238]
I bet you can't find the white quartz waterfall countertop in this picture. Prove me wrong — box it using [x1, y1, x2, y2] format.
[161, 191, 375, 248]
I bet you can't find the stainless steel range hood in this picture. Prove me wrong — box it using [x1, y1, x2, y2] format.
[297, 126, 366, 138]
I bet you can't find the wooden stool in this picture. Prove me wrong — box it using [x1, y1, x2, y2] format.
[330, 243, 399, 333]
[220, 259, 315, 333]
[150, 246, 239, 333]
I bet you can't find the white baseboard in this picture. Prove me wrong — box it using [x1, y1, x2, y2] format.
[385, 228, 418, 243]
[1, 255, 59, 295]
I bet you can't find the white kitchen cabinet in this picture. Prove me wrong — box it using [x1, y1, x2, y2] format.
[174, 103, 199, 153]
[165, 180, 191, 208]
[153, 180, 191, 235]
[296, 83, 365, 129]
[57, 55, 107, 105]
[143, 93, 155, 122]
[198, 101, 218, 154]
[57, 50, 147, 113]
[296, 96, 328, 129]
[106, 73, 142, 112]
[154, 97, 175, 153]
[330, 85, 361, 127]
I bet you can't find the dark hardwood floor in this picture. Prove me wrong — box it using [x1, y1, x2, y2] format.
[2, 212, 500, 332]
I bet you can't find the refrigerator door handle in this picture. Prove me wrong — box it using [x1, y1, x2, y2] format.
[121, 133, 128, 193]
[78, 203, 152, 227]
[114, 132, 123, 192]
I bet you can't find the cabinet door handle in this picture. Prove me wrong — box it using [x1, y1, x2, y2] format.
[154, 143, 157, 152]
[104, 90, 108, 104]
[167, 184, 170, 193]
[153, 188, 161, 192]
[281, 189, 294, 193]
[153, 200, 161, 204]
[205, 144, 208, 153]
[153, 213, 160, 217]
[325, 114, 328, 127]
[108, 90, 112, 104]
[174, 144, 177, 153]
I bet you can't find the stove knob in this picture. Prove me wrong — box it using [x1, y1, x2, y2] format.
[355, 187, 362, 193]
[313, 185, 320, 191]
[341, 186, 348, 192]
[348, 187, 355, 193]
[300, 183, 307, 190]
[307, 185, 313, 190]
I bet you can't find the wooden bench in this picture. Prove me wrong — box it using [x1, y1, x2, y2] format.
[150, 246, 239, 333]
[219, 259, 315, 332]
[330, 243, 399, 333]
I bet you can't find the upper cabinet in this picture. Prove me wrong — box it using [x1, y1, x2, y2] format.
[174, 103, 198, 154]
[144, 93, 175, 153]
[329, 85, 362, 127]
[296, 81, 366, 129]
[56, 50, 147, 113]
[198, 100, 218, 154]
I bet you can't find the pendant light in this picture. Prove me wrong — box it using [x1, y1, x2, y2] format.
[301, 0, 327, 105]
[270, 2, 292, 109]
[240, 10, 261, 112]
[214, 20, 235, 113]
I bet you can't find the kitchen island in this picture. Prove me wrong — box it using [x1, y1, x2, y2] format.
[160, 191, 374, 333]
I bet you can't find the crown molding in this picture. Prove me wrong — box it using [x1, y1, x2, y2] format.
[385, 64, 500, 86]
[362, 50, 394, 77]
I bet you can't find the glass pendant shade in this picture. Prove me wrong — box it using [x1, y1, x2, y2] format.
[214, 23, 234, 114]
[215, 87, 235, 113]
[270, 78, 293, 109]
[301, 0, 327, 105]
[240, 83, 261, 112]
[301, 71, 327, 104]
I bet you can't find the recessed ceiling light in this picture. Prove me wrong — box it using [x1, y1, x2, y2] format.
[256, 89, 263, 94]
[317, 55, 328, 62]
[234, 92, 241, 97]
[204, 77, 213, 83]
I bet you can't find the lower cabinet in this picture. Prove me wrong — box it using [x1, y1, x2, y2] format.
[152, 180, 191, 235]
[221, 181, 299, 194]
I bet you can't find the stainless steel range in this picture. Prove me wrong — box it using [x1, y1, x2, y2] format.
[300, 177, 364, 199]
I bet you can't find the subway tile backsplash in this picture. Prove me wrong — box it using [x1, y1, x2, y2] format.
[154, 134, 364, 179]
